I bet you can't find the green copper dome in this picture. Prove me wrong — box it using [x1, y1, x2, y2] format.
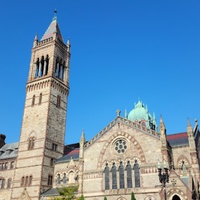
[127, 100, 157, 130]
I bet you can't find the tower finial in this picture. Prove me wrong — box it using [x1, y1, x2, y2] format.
[53, 9, 57, 21]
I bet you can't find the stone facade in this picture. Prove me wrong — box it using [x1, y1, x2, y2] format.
[0, 15, 200, 200]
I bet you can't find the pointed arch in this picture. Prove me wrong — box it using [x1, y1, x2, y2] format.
[119, 161, 125, 189]
[104, 163, 109, 190]
[111, 163, 117, 189]
[97, 130, 146, 169]
[172, 195, 181, 200]
[126, 160, 132, 188]
[134, 160, 140, 188]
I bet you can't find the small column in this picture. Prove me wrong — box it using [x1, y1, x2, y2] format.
[43, 60, 47, 76]
[117, 168, 120, 189]
[109, 169, 112, 190]
[38, 61, 42, 77]
[124, 168, 127, 188]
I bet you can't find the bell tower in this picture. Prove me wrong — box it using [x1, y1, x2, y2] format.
[11, 13, 70, 200]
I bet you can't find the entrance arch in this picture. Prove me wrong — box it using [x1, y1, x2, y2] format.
[172, 195, 181, 200]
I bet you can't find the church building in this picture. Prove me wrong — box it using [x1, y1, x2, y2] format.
[0, 15, 200, 200]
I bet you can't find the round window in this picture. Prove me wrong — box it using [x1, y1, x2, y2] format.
[114, 139, 127, 154]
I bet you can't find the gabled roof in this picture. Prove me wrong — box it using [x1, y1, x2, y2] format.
[56, 143, 80, 163]
[41, 16, 63, 42]
[0, 142, 18, 160]
[167, 132, 189, 147]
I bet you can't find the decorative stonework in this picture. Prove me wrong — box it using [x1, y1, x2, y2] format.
[113, 138, 128, 154]
[97, 131, 146, 169]
[167, 189, 188, 200]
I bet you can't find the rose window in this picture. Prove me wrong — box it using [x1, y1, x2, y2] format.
[114, 139, 127, 154]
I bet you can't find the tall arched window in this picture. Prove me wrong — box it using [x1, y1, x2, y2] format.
[25, 176, 29, 186]
[35, 58, 39, 78]
[29, 176, 32, 185]
[40, 56, 44, 77]
[0, 178, 5, 189]
[104, 163, 109, 190]
[57, 95, 61, 108]
[112, 163, 117, 189]
[28, 137, 35, 150]
[55, 58, 59, 77]
[7, 178, 12, 188]
[126, 161, 132, 188]
[45, 55, 49, 75]
[10, 161, 14, 169]
[21, 177, 24, 186]
[119, 162, 124, 189]
[32, 95, 35, 106]
[134, 160, 140, 188]
[48, 175, 53, 186]
[39, 93, 42, 104]
[57, 174, 61, 184]
[63, 173, 67, 184]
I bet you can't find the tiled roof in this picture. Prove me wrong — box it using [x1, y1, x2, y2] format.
[56, 143, 80, 164]
[167, 132, 189, 147]
[0, 142, 18, 160]
[41, 17, 63, 42]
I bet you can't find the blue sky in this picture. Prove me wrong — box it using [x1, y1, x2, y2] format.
[0, 1, 200, 144]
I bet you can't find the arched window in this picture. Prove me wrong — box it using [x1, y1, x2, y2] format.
[0, 178, 5, 189]
[134, 160, 140, 188]
[28, 137, 35, 150]
[40, 56, 44, 77]
[172, 195, 181, 200]
[104, 163, 109, 190]
[5, 162, 8, 170]
[7, 178, 12, 188]
[55, 57, 59, 77]
[63, 173, 67, 184]
[25, 176, 29, 186]
[35, 58, 39, 78]
[29, 176, 32, 185]
[32, 95, 35, 106]
[48, 175, 53, 186]
[126, 161, 132, 188]
[57, 95, 61, 108]
[69, 171, 75, 184]
[50, 158, 54, 166]
[57, 174, 61, 184]
[21, 177, 24, 186]
[111, 163, 117, 189]
[39, 93, 42, 104]
[119, 162, 124, 189]
[10, 161, 14, 169]
[45, 55, 49, 75]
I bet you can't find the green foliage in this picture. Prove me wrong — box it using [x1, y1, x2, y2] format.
[131, 192, 136, 200]
[52, 186, 79, 200]
[78, 194, 85, 200]
[104, 196, 107, 200]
